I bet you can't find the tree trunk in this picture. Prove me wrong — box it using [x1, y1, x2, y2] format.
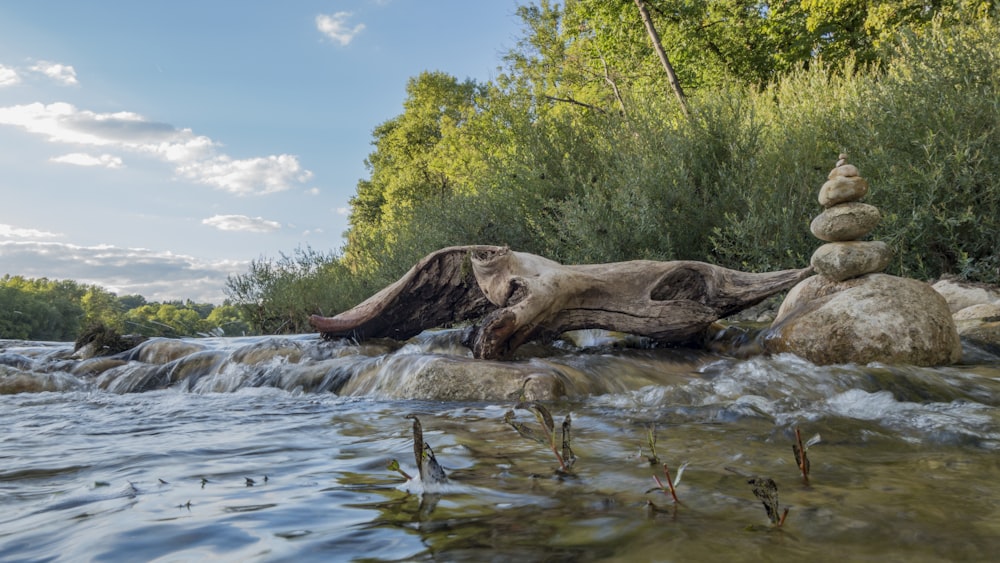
[635, 0, 690, 118]
[310, 246, 813, 360]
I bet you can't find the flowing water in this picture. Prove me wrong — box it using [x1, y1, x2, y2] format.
[2, 331, 1000, 562]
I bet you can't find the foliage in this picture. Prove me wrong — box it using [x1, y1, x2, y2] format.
[344, 71, 482, 276]
[74, 322, 145, 357]
[227, 4, 1000, 329]
[0, 276, 85, 341]
[224, 246, 370, 334]
[0, 274, 248, 341]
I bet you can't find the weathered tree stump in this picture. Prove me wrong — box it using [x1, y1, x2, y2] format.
[310, 245, 813, 360]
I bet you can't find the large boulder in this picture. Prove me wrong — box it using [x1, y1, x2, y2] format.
[765, 274, 961, 366]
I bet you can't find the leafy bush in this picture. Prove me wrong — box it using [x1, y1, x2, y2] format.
[226, 13, 1000, 332]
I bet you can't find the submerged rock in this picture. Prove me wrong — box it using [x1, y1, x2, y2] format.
[118, 338, 207, 364]
[766, 274, 962, 366]
[337, 354, 569, 401]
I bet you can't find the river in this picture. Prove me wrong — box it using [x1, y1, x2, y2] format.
[2, 331, 999, 562]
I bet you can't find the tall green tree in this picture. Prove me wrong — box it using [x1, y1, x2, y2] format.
[345, 71, 481, 274]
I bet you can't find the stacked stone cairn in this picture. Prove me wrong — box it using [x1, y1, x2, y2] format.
[808, 154, 893, 281]
[766, 153, 962, 366]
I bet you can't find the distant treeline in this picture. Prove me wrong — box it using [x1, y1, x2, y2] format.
[0, 275, 248, 341]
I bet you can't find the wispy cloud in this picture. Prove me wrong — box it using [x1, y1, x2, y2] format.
[50, 152, 124, 168]
[0, 64, 20, 87]
[0, 101, 312, 195]
[0, 223, 62, 239]
[0, 240, 243, 303]
[29, 60, 78, 86]
[202, 214, 282, 233]
[316, 12, 365, 46]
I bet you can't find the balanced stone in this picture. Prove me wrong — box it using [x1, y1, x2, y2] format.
[819, 175, 869, 207]
[810, 240, 892, 281]
[828, 163, 859, 179]
[810, 202, 881, 241]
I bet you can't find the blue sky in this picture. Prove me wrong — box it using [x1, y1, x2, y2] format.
[0, 1, 523, 303]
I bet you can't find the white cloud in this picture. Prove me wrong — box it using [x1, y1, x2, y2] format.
[0, 64, 20, 87]
[316, 12, 365, 46]
[29, 60, 78, 86]
[0, 102, 312, 195]
[0, 223, 62, 239]
[0, 240, 244, 303]
[50, 152, 124, 169]
[202, 214, 282, 233]
[0, 102, 207, 149]
[305, 187, 320, 196]
[179, 154, 313, 195]
[335, 207, 350, 215]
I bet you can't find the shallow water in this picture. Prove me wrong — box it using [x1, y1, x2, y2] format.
[2, 333, 1000, 562]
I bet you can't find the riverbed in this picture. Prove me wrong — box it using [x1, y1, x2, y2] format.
[2, 333, 999, 562]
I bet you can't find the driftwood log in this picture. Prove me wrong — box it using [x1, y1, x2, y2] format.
[310, 245, 813, 360]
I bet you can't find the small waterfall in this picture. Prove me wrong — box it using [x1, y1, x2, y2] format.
[1, 331, 719, 399]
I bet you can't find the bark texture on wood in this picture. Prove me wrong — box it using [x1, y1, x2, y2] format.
[310, 245, 813, 359]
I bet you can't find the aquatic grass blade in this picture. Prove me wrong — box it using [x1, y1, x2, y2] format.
[405, 414, 448, 485]
[561, 414, 576, 470]
[504, 409, 545, 445]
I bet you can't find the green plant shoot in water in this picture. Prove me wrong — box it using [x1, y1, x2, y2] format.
[386, 415, 448, 485]
[793, 428, 821, 485]
[643, 424, 688, 504]
[503, 401, 576, 474]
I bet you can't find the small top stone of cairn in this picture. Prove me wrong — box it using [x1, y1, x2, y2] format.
[808, 154, 892, 281]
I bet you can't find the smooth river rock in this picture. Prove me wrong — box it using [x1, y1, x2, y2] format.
[819, 175, 869, 207]
[828, 163, 860, 179]
[932, 278, 1000, 313]
[810, 240, 892, 281]
[766, 273, 962, 366]
[810, 202, 881, 241]
[953, 302, 1000, 356]
[337, 355, 570, 401]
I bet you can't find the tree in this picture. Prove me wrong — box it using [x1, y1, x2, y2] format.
[344, 71, 481, 274]
[634, 0, 689, 116]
